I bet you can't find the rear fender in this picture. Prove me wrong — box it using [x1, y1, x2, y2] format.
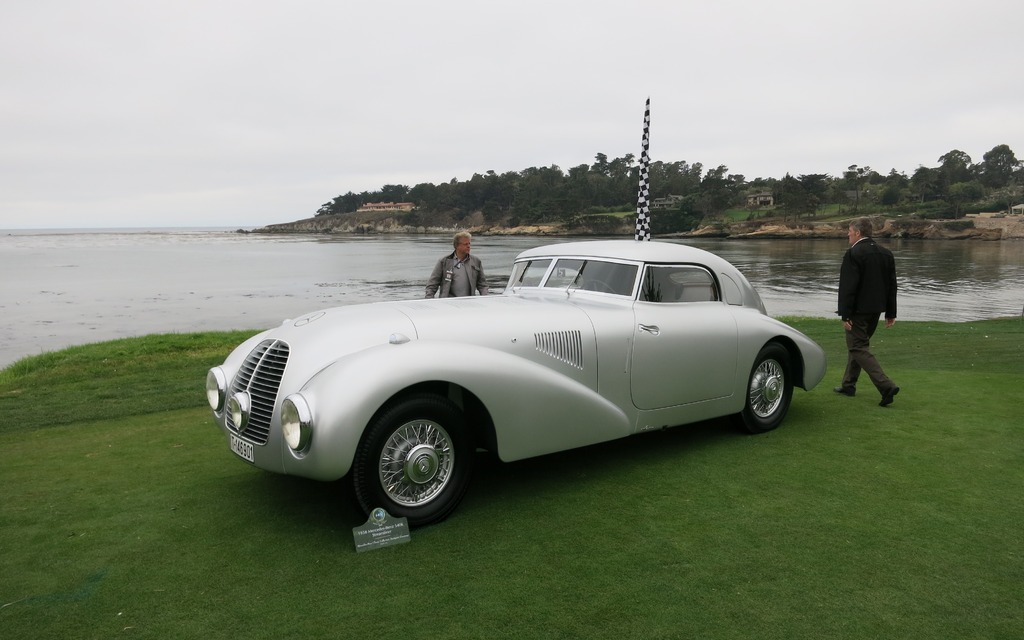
[735, 314, 827, 391]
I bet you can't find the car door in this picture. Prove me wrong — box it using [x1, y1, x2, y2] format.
[630, 265, 738, 410]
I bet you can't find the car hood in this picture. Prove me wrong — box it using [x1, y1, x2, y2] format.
[254, 295, 595, 384]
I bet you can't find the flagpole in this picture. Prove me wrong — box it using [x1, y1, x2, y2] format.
[634, 97, 652, 241]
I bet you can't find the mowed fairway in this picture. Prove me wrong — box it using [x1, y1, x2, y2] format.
[1, 319, 1022, 639]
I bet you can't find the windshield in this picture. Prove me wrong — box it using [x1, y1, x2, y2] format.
[509, 257, 638, 296]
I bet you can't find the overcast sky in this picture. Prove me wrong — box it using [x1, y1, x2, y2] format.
[2, 0, 1021, 229]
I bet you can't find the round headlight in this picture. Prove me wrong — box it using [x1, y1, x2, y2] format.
[227, 392, 250, 431]
[206, 368, 227, 411]
[282, 394, 313, 452]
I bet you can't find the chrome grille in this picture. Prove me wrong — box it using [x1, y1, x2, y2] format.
[227, 339, 289, 445]
[534, 330, 584, 370]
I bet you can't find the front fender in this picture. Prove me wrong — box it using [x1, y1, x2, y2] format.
[284, 339, 632, 479]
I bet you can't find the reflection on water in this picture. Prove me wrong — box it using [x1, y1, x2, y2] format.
[1, 229, 1022, 367]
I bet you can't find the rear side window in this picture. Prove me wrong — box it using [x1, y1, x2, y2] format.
[640, 265, 719, 303]
[718, 273, 743, 306]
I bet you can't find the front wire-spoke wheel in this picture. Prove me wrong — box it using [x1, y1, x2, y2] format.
[736, 343, 792, 434]
[353, 393, 472, 526]
[378, 419, 454, 507]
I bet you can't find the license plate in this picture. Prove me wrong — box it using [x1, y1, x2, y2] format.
[230, 433, 255, 463]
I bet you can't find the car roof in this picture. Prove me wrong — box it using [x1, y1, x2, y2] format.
[516, 239, 726, 266]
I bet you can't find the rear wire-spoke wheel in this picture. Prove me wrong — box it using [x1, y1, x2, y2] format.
[736, 343, 792, 434]
[353, 394, 472, 526]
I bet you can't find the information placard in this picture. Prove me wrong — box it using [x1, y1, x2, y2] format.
[352, 508, 411, 553]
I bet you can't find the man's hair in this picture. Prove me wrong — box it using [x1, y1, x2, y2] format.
[453, 231, 472, 248]
[850, 217, 873, 238]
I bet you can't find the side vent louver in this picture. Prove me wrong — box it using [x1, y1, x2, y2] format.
[534, 330, 584, 369]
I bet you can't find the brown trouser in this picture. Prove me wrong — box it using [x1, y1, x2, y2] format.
[841, 314, 895, 395]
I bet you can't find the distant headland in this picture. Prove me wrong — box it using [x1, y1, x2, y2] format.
[247, 211, 1024, 241]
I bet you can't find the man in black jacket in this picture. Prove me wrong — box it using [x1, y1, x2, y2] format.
[835, 217, 900, 406]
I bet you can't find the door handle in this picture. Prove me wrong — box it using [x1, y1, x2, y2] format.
[638, 324, 660, 336]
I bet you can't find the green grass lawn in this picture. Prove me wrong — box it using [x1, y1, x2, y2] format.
[1, 319, 1022, 639]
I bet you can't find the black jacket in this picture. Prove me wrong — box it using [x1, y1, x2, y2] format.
[837, 238, 897, 320]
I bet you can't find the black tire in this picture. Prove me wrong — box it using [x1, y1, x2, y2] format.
[735, 343, 793, 434]
[352, 393, 472, 526]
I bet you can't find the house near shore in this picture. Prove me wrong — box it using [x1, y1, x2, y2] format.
[746, 192, 774, 208]
[651, 195, 685, 210]
[1011, 203, 1024, 215]
[356, 202, 415, 213]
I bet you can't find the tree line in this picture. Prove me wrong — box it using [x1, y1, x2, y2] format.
[315, 144, 1023, 228]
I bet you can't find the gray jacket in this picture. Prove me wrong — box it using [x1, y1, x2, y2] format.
[425, 252, 489, 298]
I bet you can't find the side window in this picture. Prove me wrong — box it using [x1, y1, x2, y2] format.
[640, 266, 719, 303]
[510, 259, 552, 287]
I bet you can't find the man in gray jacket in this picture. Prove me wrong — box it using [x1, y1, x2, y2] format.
[425, 231, 489, 298]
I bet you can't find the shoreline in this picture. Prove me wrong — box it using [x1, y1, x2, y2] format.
[248, 213, 1024, 241]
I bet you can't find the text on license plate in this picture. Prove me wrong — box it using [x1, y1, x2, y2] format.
[230, 434, 255, 463]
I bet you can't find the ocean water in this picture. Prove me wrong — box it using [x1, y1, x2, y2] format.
[2, 228, 1022, 369]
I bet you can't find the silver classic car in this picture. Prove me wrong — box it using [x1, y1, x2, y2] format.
[206, 240, 826, 526]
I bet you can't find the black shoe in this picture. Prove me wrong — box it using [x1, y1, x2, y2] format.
[833, 386, 856, 397]
[879, 386, 900, 407]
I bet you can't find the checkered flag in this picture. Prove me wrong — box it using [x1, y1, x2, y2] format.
[634, 98, 651, 241]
